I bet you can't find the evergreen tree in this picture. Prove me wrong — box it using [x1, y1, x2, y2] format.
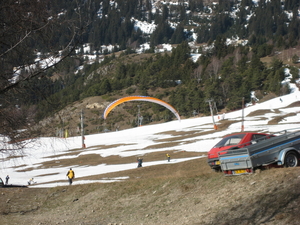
[171, 23, 185, 44]
[171, 41, 191, 65]
[284, 0, 300, 10]
[150, 22, 174, 46]
[100, 78, 112, 94]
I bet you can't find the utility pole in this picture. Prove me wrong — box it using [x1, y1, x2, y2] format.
[241, 97, 245, 131]
[206, 99, 218, 130]
[81, 109, 86, 148]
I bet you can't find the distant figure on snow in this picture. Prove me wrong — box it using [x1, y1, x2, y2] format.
[5, 175, 9, 185]
[137, 157, 143, 168]
[66, 168, 75, 185]
[166, 154, 171, 162]
[28, 178, 36, 185]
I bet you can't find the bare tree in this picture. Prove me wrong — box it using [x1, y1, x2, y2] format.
[193, 65, 203, 84]
[206, 57, 221, 80]
[0, 0, 87, 151]
[211, 56, 221, 79]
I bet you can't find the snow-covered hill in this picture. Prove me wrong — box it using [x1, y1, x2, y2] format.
[1, 72, 300, 188]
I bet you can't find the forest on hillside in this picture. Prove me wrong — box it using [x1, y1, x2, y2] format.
[47, 0, 300, 50]
[35, 41, 299, 124]
[12, 0, 299, 56]
[1, 0, 300, 140]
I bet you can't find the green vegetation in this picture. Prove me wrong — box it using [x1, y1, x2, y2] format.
[8, 0, 300, 134]
[33, 41, 298, 126]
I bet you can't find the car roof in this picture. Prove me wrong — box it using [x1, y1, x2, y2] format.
[223, 132, 269, 137]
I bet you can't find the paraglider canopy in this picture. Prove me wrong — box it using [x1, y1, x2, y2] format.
[103, 96, 180, 121]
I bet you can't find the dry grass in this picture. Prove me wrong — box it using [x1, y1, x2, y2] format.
[285, 101, 300, 108]
[2, 157, 300, 225]
[246, 109, 275, 117]
[268, 113, 297, 125]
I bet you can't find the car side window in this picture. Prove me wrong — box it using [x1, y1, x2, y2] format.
[252, 134, 267, 142]
[215, 134, 246, 147]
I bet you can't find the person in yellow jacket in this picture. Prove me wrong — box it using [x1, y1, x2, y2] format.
[66, 168, 75, 185]
[166, 153, 170, 162]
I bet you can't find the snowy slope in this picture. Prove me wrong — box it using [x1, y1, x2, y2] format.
[1, 79, 300, 187]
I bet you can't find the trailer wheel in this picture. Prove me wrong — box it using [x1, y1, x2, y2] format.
[213, 168, 222, 172]
[284, 152, 299, 168]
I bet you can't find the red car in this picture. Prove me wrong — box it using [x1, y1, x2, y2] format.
[207, 132, 272, 172]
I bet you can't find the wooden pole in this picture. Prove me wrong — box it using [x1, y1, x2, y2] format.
[81, 109, 86, 148]
[206, 99, 218, 130]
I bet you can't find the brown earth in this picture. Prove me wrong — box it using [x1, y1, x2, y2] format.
[1, 156, 300, 225]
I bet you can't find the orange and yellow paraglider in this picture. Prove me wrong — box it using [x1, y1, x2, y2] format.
[103, 96, 180, 121]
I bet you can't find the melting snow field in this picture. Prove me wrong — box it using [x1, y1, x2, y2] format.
[1, 82, 300, 187]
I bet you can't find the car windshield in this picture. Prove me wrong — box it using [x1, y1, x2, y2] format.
[214, 134, 246, 147]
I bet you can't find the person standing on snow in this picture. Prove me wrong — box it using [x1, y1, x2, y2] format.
[5, 175, 9, 185]
[66, 168, 75, 185]
[137, 157, 143, 168]
[166, 153, 171, 162]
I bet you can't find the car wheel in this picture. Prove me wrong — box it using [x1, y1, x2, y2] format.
[284, 152, 299, 168]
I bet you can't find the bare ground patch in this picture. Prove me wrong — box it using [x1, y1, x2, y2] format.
[247, 109, 280, 117]
[268, 113, 297, 125]
[216, 119, 237, 130]
[154, 120, 236, 143]
[285, 101, 300, 108]
[17, 147, 203, 174]
[142, 141, 182, 149]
